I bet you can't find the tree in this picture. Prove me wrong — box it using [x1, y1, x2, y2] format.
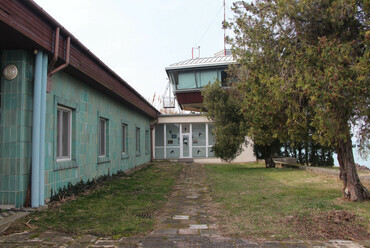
[227, 0, 369, 201]
[202, 82, 247, 162]
[203, 81, 285, 167]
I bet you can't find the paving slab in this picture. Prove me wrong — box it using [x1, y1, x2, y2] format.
[151, 228, 178, 235]
[0, 243, 19, 248]
[189, 224, 208, 230]
[173, 215, 189, 220]
[199, 229, 220, 236]
[1, 231, 31, 242]
[0, 211, 29, 233]
[49, 234, 75, 244]
[140, 239, 175, 248]
[260, 241, 285, 247]
[67, 243, 90, 248]
[180, 219, 198, 225]
[329, 240, 364, 248]
[178, 228, 198, 235]
[76, 234, 98, 243]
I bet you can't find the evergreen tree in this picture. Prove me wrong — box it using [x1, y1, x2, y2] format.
[227, 0, 369, 201]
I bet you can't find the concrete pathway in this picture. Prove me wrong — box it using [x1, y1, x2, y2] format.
[1, 163, 369, 247]
[150, 162, 219, 237]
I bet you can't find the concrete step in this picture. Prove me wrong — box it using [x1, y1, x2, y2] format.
[0, 205, 15, 210]
[177, 158, 194, 163]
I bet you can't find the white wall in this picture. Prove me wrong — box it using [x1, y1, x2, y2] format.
[155, 115, 257, 163]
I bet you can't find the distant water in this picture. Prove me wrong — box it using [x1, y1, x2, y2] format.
[333, 146, 370, 168]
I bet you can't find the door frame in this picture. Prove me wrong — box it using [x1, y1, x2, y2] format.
[180, 124, 192, 158]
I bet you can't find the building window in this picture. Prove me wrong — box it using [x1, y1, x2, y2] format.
[99, 118, 107, 157]
[145, 130, 150, 154]
[57, 107, 72, 160]
[136, 127, 140, 154]
[122, 124, 127, 154]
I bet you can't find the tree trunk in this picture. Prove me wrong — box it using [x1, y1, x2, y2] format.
[336, 137, 369, 201]
[304, 140, 309, 166]
[264, 157, 275, 168]
[298, 144, 303, 164]
[263, 145, 275, 168]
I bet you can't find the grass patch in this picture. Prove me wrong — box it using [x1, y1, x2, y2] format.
[7, 163, 182, 237]
[205, 163, 370, 240]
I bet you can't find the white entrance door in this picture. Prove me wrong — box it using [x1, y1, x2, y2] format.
[181, 133, 191, 158]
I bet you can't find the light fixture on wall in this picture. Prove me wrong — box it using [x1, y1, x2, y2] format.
[2, 64, 18, 80]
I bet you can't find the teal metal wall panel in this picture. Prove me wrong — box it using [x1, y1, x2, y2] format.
[45, 71, 151, 198]
[0, 50, 34, 207]
[1, 49, 152, 207]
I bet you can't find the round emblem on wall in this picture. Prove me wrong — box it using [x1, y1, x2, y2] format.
[3, 64, 18, 80]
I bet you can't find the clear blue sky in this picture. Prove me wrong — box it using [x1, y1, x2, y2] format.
[34, 0, 236, 102]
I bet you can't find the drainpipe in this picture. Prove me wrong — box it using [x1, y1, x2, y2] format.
[150, 125, 155, 162]
[39, 53, 48, 206]
[48, 27, 60, 74]
[47, 27, 60, 93]
[50, 36, 70, 75]
[150, 119, 158, 162]
[31, 50, 43, 208]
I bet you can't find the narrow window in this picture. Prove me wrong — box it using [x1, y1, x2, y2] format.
[99, 118, 106, 156]
[122, 124, 127, 154]
[57, 107, 72, 160]
[145, 130, 149, 154]
[136, 127, 140, 153]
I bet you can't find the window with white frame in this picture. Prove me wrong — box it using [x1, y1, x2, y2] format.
[122, 124, 127, 154]
[136, 127, 140, 154]
[57, 107, 72, 160]
[99, 118, 107, 156]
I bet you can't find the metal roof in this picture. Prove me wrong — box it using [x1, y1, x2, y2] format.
[166, 55, 235, 70]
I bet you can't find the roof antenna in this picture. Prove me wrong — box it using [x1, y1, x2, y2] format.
[192, 46, 200, 59]
[223, 0, 226, 56]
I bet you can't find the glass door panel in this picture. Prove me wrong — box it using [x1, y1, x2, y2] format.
[181, 134, 190, 157]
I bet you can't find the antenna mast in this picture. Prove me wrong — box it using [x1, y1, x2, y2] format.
[192, 46, 200, 59]
[224, 0, 226, 56]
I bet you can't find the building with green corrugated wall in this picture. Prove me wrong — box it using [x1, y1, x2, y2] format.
[0, 0, 159, 208]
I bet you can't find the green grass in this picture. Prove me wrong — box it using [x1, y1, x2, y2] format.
[10, 163, 182, 237]
[205, 163, 370, 240]
[315, 166, 370, 176]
